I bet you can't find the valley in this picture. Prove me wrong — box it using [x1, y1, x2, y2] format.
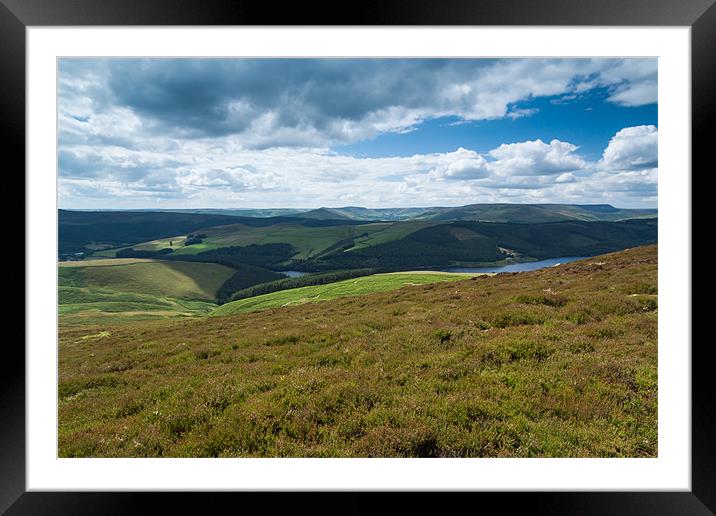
[56, 205, 659, 457]
[58, 245, 658, 457]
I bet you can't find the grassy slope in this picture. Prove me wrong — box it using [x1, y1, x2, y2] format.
[63, 260, 235, 300]
[59, 259, 235, 325]
[93, 217, 655, 267]
[97, 221, 441, 260]
[58, 245, 657, 458]
[60, 258, 155, 267]
[349, 221, 442, 250]
[212, 272, 475, 316]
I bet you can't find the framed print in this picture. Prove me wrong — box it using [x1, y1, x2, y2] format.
[3, 0, 709, 513]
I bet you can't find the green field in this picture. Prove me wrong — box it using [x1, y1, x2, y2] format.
[60, 259, 234, 300]
[349, 221, 441, 250]
[175, 222, 397, 259]
[98, 220, 441, 261]
[59, 259, 235, 324]
[211, 272, 476, 316]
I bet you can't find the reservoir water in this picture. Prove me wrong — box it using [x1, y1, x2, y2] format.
[280, 270, 308, 278]
[440, 256, 587, 274]
[279, 257, 587, 278]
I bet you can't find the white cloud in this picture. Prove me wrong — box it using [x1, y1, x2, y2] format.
[180, 167, 281, 192]
[555, 172, 577, 183]
[600, 125, 658, 171]
[427, 148, 490, 180]
[59, 58, 657, 150]
[488, 139, 587, 176]
[56, 58, 659, 211]
[58, 126, 657, 209]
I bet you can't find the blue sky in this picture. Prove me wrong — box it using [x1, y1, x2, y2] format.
[335, 88, 657, 162]
[58, 58, 658, 209]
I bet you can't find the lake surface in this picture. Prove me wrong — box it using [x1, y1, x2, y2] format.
[279, 257, 586, 278]
[440, 256, 587, 274]
[280, 270, 308, 278]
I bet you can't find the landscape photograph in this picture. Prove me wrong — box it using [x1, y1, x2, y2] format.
[57, 57, 658, 458]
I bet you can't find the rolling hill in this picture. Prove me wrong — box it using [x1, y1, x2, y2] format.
[60, 204, 656, 258]
[59, 209, 366, 257]
[59, 210, 243, 256]
[295, 204, 657, 222]
[425, 203, 657, 223]
[211, 272, 475, 316]
[58, 245, 657, 458]
[88, 217, 656, 274]
[58, 259, 237, 324]
[298, 219, 657, 271]
[297, 206, 434, 221]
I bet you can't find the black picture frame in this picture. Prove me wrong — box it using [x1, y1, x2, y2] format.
[3, 0, 707, 513]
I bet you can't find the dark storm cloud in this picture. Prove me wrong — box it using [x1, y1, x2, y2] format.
[61, 58, 657, 150]
[103, 59, 485, 139]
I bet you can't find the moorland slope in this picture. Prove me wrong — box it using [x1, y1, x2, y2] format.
[58, 245, 657, 458]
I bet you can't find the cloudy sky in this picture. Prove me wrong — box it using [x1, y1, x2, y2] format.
[58, 58, 658, 209]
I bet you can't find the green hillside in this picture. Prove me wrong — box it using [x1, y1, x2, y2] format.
[101, 220, 431, 261]
[59, 259, 235, 300]
[58, 259, 236, 324]
[59, 210, 242, 256]
[58, 245, 657, 458]
[92, 218, 656, 273]
[212, 272, 475, 316]
[301, 219, 657, 271]
[60, 204, 656, 259]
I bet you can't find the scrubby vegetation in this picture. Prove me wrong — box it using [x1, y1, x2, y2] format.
[58, 245, 657, 458]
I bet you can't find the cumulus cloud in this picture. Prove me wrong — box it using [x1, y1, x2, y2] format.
[58, 125, 656, 209]
[427, 148, 490, 180]
[180, 167, 281, 192]
[599, 125, 658, 171]
[595, 59, 658, 107]
[488, 139, 587, 177]
[57, 58, 658, 209]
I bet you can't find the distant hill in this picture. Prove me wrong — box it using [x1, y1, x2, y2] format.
[292, 203, 656, 223]
[297, 206, 434, 221]
[59, 209, 367, 256]
[59, 210, 243, 255]
[426, 204, 657, 223]
[60, 205, 657, 265]
[98, 208, 307, 218]
[297, 208, 354, 220]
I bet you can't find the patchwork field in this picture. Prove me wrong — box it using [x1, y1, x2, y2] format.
[58, 245, 657, 458]
[104, 221, 435, 260]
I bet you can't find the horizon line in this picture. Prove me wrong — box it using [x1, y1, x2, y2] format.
[58, 203, 658, 211]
